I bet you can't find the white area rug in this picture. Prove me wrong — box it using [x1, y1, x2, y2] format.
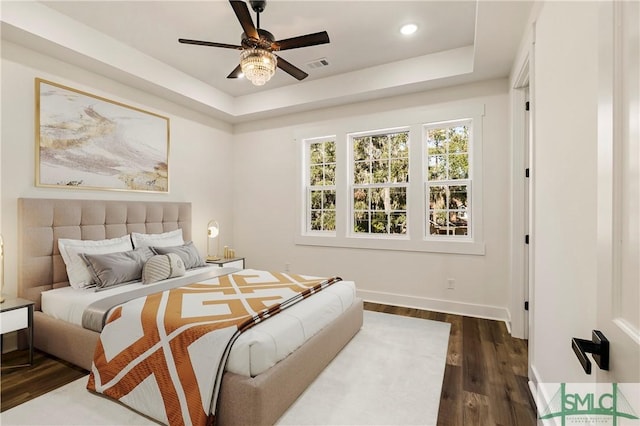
[1, 311, 450, 426]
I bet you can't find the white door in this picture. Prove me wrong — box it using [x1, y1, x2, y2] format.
[524, 86, 531, 341]
[596, 0, 639, 408]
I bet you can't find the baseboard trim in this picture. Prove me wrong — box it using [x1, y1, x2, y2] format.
[529, 364, 543, 419]
[358, 289, 510, 324]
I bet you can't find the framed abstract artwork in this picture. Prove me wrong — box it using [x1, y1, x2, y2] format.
[35, 78, 170, 192]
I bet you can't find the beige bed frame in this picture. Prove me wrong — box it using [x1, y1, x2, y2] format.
[18, 198, 363, 425]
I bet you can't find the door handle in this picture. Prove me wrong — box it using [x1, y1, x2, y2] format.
[571, 330, 609, 374]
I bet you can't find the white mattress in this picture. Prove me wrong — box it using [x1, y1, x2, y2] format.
[41, 268, 356, 376]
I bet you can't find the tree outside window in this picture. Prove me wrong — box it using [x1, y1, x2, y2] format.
[352, 130, 409, 235]
[307, 139, 336, 232]
[425, 121, 471, 237]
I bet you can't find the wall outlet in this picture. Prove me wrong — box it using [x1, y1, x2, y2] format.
[285, 263, 290, 272]
[447, 278, 455, 290]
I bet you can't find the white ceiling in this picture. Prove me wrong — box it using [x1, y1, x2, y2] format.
[1, 1, 533, 123]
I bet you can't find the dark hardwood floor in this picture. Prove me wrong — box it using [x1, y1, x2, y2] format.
[363, 302, 536, 426]
[1, 349, 87, 411]
[1, 303, 537, 425]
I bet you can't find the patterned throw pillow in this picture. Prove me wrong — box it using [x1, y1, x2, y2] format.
[150, 241, 206, 270]
[142, 253, 186, 284]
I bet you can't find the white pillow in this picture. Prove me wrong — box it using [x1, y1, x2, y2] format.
[131, 229, 184, 249]
[58, 235, 134, 289]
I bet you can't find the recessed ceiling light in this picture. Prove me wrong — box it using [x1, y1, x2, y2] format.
[400, 23, 418, 36]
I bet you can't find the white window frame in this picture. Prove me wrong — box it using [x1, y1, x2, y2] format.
[295, 103, 485, 255]
[348, 127, 410, 239]
[302, 136, 337, 236]
[424, 119, 473, 241]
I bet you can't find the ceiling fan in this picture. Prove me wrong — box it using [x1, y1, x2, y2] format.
[178, 0, 330, 86]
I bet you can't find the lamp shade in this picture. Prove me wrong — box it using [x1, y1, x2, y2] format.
[208, 225, 219, 239]
[206, 220, 220, 261]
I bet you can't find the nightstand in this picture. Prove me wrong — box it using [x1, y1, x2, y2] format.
[206, 257, 245, 269]
[1, 297, 34, 368]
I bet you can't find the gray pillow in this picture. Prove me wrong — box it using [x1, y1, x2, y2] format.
[151, 241, 206, 270]
[142, 254, 186, 284]
[81, 247, 154, 290]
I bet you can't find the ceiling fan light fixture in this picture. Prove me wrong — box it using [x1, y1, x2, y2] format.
[240, 48, 277, 86]
[179, 1, 329, 83]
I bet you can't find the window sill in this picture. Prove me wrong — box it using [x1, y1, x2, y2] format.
[294, 234, 485, 255]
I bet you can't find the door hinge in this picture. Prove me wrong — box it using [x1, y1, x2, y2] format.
[524, 301, 529, 311]
[525, 168, 530, 178]
[525, 101, 530, 111]
[525, 234, 530, 245]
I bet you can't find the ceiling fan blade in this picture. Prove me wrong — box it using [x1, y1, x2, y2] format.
[275, 31, 330, 51]
[179, 38, 243, 50]
[229, 0, 259, 40]
[227, 64, 243, 79]
[276, 55, 308, 81]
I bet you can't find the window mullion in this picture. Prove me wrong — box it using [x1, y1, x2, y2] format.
[408, 123, 424, 240]
[335, 131, 348, 238]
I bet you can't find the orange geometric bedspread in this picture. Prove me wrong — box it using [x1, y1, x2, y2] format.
[87, 270, 341, 426]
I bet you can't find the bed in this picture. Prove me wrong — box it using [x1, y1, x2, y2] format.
[17, 198, 363, 425]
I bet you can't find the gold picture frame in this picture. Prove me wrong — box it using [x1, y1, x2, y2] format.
[35, 78, 170, 193]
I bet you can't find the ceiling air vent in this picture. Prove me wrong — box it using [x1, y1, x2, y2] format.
[306, 58, 330, 69]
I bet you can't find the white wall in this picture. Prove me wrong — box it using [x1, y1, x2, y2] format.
[232, 78, 513, 321]
[1, 35, 517, 328]
[0, 41, 235, 299]
[526, 1, 599, 384]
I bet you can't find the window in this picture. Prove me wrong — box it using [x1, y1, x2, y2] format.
[351, 130, 409, 236]
[296, 104, 484, 255]
[305, 138, 336, 233]
[425, 120, 471, 238]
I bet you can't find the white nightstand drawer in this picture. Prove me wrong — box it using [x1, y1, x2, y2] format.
[1, 307, 28, 333]
[206, 257, 245, 269]
[222, 259, 244, 269]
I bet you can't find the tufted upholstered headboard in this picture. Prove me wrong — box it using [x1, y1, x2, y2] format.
[18, 198, 192, 309]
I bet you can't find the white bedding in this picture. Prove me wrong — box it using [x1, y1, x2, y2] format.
[41, 267, 356, 376]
